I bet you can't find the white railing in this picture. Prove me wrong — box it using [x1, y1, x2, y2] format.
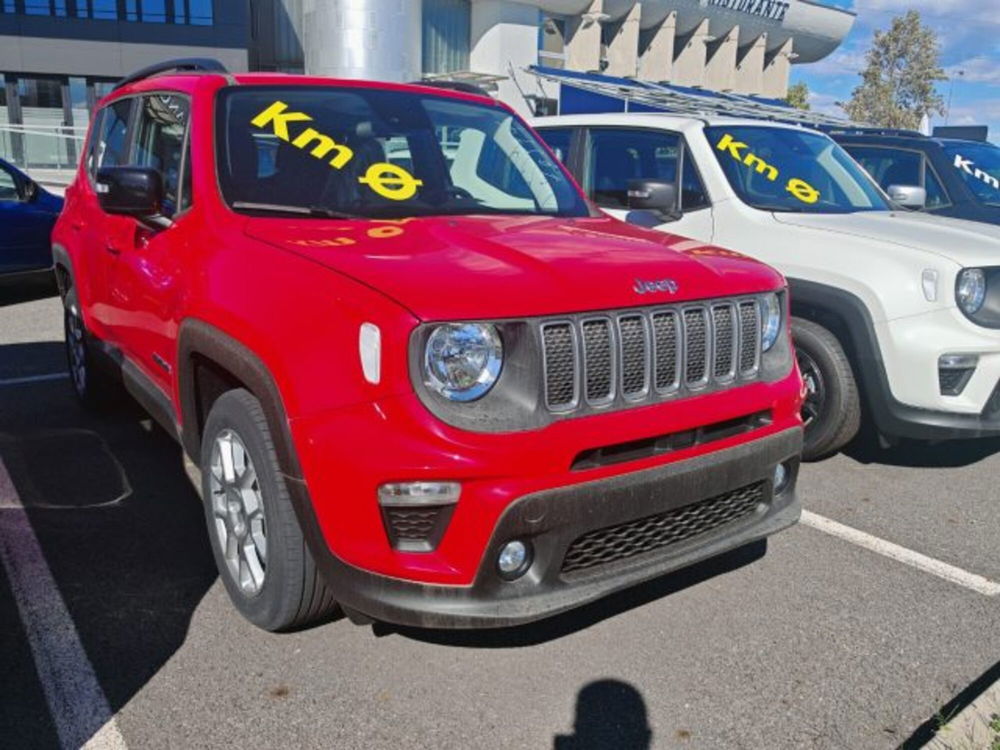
[0, 123, 87, 172]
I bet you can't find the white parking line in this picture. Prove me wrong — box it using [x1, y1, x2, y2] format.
[0, 458, 128, 750]
[801, 510, 1000, 597]
[0, 372, 70, 387]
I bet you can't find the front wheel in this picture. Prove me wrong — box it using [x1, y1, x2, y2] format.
[792, 317, 861, 460]
[200, 389, 338, 631]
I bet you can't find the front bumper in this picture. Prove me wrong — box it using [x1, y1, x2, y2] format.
[874, 309, 1000, 439]
[288, 426, 802, 629]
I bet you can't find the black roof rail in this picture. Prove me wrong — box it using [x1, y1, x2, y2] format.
[823, 126, 925, 138]
[410, 79, 491, 97]
[114, 58, 229, 91]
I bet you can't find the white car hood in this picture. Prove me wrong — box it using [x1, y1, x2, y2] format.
[771, 211, 1000, 267]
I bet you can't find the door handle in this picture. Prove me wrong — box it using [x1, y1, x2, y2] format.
[70, 221, 84, 231]
[105, 242, 121, 256]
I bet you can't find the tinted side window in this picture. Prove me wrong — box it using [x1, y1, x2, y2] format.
[0, 164, 22, 201]
[846, 146, 920, 189]
[584, 128, 683, 209]
[923, 165, 949, 208]
[132, 94, 191, 217]
[537, 127, 573, 164]
[91, 98, 133, 174]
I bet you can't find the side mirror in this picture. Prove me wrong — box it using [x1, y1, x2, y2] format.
[886, 184, 926, 209]
[627, 179, 680, 220]
[95, 166, 163, 217]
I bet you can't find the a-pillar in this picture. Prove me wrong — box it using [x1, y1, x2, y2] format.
[565, 0, 604, 73]
[761, 38, 794, 98]
[671, 18, 710, 88]
[470, 0, 541, 116]
[604, 2, 641, 78]
[638, 11, 676, 82]
[704, 25, 739, 92]
[734, 33, 767, 95]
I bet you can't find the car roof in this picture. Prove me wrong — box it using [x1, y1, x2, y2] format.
[103, 70, 499, 108]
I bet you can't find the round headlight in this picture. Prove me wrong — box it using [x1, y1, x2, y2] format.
[424, 323, 503, 402]
[761, 293, 782, 351]
[956, 268, 986, 315]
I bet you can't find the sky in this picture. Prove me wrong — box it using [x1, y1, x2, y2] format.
[791, 0, 1000, 140]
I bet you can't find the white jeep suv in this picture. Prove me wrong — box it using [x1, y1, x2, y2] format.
[533, 114, 1000, 459]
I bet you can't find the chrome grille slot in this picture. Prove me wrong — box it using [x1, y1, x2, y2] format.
[539, 295, 765, 417]
[581, 318, 614, 404]
[651, 311, 679, 392]
[617, 315, 649, 399]
[712, 304, 736, 381]
[738, 301, 760, 376]
[542, 323, 577, 410]
[683, 308, 709, 386]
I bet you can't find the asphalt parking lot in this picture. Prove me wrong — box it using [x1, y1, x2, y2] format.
[1, 287, 998, 750]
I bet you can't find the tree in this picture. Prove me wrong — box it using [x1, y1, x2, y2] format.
[842, 11, 946, 128]
[785, 82, 811, 110]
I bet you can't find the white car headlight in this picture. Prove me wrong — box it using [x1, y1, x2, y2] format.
[761, 293, 782, 351]
[424, 323, 503, 401]
[956, 268, 986, 315]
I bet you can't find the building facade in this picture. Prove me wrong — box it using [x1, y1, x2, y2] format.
[254, 0, 855, 115]
[0, 0, 247, 167]
[0, 0, 853, 168]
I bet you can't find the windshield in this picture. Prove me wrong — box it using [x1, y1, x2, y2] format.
[704, 126, 891, 213]
[941, 141, 1000, 206]
[215, 86, 589, 219]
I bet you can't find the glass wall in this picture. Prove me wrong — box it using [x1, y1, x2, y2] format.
[0, 0, 213, 24]
[422, 0, 470, 75]
[0, 73, 115, 169]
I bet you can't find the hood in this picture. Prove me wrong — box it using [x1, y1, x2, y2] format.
[772, 210, 1000, 267]
[245, 214, 782, 320]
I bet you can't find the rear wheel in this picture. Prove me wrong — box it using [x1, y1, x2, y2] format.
[63, 305, 117, 410]
[792, 317, 861, 460]
[200, 389, 338, 631]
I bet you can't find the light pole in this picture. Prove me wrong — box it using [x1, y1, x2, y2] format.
[946, 69, 965, 125]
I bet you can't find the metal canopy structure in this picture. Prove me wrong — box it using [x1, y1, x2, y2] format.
[526, 65, 853, 128]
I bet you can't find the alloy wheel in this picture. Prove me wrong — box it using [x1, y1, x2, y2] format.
[797, 348, 826, 428]
[209, 429, 268, 597]
[65, 311, 87, 396]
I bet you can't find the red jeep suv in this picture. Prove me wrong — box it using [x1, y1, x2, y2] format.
[53, 59, 804, 631]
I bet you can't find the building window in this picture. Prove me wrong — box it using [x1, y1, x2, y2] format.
[6, 0, 212, 24]
[422, 0, 470, 75]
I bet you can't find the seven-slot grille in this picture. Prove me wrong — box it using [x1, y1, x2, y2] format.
[541, 298, 763, 414]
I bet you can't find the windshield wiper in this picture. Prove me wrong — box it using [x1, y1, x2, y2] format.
[232, 201, 360, 220]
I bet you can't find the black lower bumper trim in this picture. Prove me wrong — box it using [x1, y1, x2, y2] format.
[288, 427, 803, 629]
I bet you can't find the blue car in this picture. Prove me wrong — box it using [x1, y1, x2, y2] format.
[830, 129, 1000, 225]
[0, 158, 63, 280]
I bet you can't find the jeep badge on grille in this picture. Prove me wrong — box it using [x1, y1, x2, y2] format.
[634, 278, 679, 295]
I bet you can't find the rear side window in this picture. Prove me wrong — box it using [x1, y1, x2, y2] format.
[0, 163, 21, 201]
[846, 145, 950, 209]
[89, 98, 133, 175]
[131, 94, 191, 217]
[582, 127, 708, 211]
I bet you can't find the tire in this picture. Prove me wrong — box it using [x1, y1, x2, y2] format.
[63, 304, 118, 410]
[792, 317, 861, 461]
[200, 388, 338, 631]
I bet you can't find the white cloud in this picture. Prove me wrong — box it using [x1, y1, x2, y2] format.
[945, 57, 1000, 86]
[854, 0, 1000, 25]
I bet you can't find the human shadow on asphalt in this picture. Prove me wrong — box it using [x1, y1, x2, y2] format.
[898, 657, 1000, 749]
[553, 679, 652, 750]
[0, 363, 218, 730]
[377, 539, 766, 648]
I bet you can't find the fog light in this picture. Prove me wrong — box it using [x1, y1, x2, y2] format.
[377, 481, 460, 506]
[497, 540, 532, 580]
[773, 463, 791, 494]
